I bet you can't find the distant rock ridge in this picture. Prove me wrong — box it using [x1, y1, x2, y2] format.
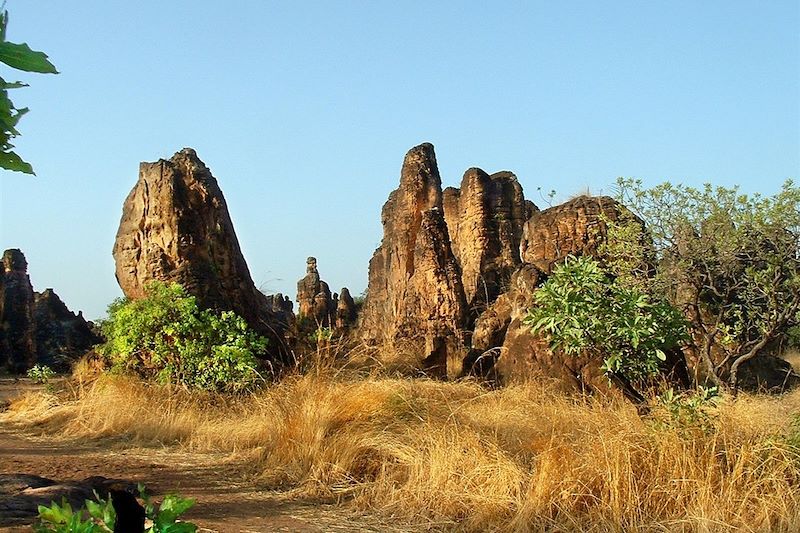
[112, 148, 290, 359]
[0, 249, 99, 372]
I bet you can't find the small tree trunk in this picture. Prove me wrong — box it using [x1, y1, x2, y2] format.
[729, 336, 771, 396]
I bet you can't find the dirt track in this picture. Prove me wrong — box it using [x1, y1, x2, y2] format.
[0, 380, 411, 533]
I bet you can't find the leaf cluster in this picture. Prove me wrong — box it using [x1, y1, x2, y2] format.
[525, 255, 688, 382]
[35, 485, 197, 533]
[0, 9, 57, 174]
[98, 281, 267, 392]
[27, 363, 55, 384]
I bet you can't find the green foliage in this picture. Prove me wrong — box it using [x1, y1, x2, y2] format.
[138, 484, 197, 533]
[27, 363, 55, 384]
[35, 485, 197, 533]
[655, 386, 720, 433]
[0, 9, 58, 174]
[525, 255, 688, 382]
[99, 281, 267, 392]
[34, 496, 112, 533]
[614, 178, 800, 390]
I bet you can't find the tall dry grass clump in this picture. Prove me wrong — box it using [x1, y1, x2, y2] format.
[4, 370, 800, 532]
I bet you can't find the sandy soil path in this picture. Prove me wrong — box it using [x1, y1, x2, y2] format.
[0, 380, 412, 533]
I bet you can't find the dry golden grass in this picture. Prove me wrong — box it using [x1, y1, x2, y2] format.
[4, 370, 800, 532]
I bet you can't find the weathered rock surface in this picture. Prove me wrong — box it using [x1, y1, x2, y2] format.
[296, 257, 335, 326]
[33, 289, 101, 369]
[443, 169, 536, 320]
[520, 195, 637, 273]
[0, 474, 136, 525]
[0, 250, 36, 372]
[0, 250, 100, 373]
[113, 148, 288, 355]
[335, 287, 356, 329]
[359, 143, 467, 377]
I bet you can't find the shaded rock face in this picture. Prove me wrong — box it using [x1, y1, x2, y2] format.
[33, 289, 101, 370]
[0, 249, 36, 372]
[296, 257, 335, 326]
[336, 287, 356, 329]
[0, 250, 100, 373]
[113, 148, 288, 355]
[0, 474, 137, 527]
[359, 143, 467, 377]
[443, 169, 536, 321]
[520, 195, 637, 273]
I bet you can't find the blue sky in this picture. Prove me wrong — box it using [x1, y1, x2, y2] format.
[1, 1, 798, 320]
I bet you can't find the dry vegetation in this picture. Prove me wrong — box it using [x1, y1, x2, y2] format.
[4, 364, 800, 532]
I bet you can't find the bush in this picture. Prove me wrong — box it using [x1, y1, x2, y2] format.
[27, 364, 55, 384]
[98, 282, 267, 392]
[35, 484, 197, 533]
[525, 255, 688, 382]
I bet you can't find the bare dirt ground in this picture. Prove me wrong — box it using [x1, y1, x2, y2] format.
[0, 379, 414, 533]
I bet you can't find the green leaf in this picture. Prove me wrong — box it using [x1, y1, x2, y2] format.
[0, 148, 33, 173]
[0, 40, 58, 73]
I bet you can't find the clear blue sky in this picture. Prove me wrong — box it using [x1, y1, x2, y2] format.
[1, 1, 798, 320]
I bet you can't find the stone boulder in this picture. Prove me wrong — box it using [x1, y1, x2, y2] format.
[0, 474, 137, 526]
[520, 195, 639, 273]
[0, 249, 36, 372]
[113, 148, 288, 356]
[359, 143, 467, 377]
[442, 169, 536, 321]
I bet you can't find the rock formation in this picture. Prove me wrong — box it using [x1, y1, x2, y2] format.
[113, 148, 288, 356]
[0, 249, 36, 372]
[33, 289, 101, 369]
[443, 169, 536, 320]
[296, 257, 336, 326]
[520, 195, 638, 273]
[336, 287, 356, 329]
[359, 143, 467, 377]
[0, 249, 98, 373]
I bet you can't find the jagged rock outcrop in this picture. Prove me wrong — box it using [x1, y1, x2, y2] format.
[0, 250, 97, 373]
[113, 148, 288, 356]
[336, 287, 356, 329]
[442, 169, 536, 320]
[33, 289, 101, 369]
[359, 143, 467, 377]
[520, 195, 638, 273]
[0, 249, 36, 372]
[296, 257, 336, 326]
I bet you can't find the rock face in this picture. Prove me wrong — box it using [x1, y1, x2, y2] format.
[443, 169, 536, 320]
[33, 289, 101, 369]
[336, 287, 356, 329]
[359, 143, 468, 376]
[113, 148, 288, 355]
[0, 249, 36, 372]
[520, 195, 635, 273]
[0, 250, 98, 373]
[296, 257, 335, 326]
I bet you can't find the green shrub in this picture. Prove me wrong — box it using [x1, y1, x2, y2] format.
[35, 484, 197, 533]
[525, 255, 688, 382]
[98, 282, 267, 392]
[27, 364, 55, 384]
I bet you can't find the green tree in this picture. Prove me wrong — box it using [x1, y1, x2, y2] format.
[0, 8, 58, 174]
[99, 282, 268, 392]
[612, 178, 800, 393]
[525, 255, 688, 401]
